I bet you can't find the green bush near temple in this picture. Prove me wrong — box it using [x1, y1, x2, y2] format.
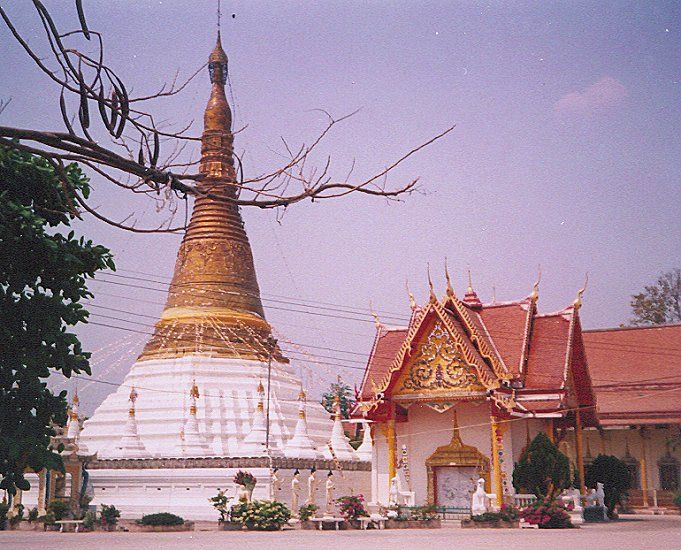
[585, 454, 632, 516]
[137, 512, 185, 526]
[512, 433, 571, 498]
[298, 503, 318, 521]
[47, 500, 70, 521]
[234, 500, 291, 531]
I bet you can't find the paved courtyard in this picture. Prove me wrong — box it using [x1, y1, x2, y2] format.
[1, 515, 679, 550]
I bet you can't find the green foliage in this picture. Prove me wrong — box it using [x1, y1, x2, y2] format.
[137, 512, 185, 526]
[321, 378, 356, 419]
[408, 505, 440, 521]
[9, 503, 24, 526]
[471, 504, 519, 523]
[583, 505, 607, 522]
[209, 490, 232, 521]
[472, 512, 503, 522]
[99, 504, 120, 526]
[512, 432, 571, 498]
[82, 511, 96, 530]
[27, 507, 39, 523]
[0, 144, 114, 495]
[298, 503, 318, 521]
[585, 454, 632, 515]
[233, 500, 290, 531]
[0, 501, 9, 530]
[520, 498, 572, 529]
[48, 500, 70, 521]
[38, 512, 56, 525]
[673, 492, 681, 509]
[629, 269, 680, 326]
[335, 494, 368, 520]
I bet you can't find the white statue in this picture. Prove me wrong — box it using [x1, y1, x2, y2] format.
[306, 468, 317, 506]
[570, 487, 583, 511]
[271, 468, 281, 500]
[236, 484, 251, 503]
[324, 471, 335, 517]
[595, 482, 605, 507]
[291, 469, 301, 517]
[389, 476, 399, 506]
[471, 478, 488, 515]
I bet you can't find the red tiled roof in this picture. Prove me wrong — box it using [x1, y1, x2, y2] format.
[524, 312, 572, 390]
[479, 301, 531, 376]
[583, 324, 681, 426]
[359, 327, 407, 400]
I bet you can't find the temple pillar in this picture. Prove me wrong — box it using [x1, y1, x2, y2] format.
[490, 415, 503, 508]
[598, 428, 607, 455]
[575, 409, 586, 495]
[639, 427, 649, 507]
[37, 470, 47, 515]
[386, 419, 397, 484]
[546, 418, 555, 443]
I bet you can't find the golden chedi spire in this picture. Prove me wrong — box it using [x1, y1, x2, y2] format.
[139, 34, 282, 362]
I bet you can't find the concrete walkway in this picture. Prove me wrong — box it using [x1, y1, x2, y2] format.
[1, 514, 679, 550]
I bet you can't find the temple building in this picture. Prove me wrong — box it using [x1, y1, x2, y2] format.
[354, 274, 681, 513]
[21, 34, 368, 520]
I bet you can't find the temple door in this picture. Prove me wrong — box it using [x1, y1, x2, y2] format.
[434, 466, 477, 508]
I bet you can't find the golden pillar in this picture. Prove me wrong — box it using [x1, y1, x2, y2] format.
[574, 409, 586, 495]
[490, 415, 503, 508]
[546, 419, 555, 443]
[387, 419, 397, 483]
[639, 428, 649, 507]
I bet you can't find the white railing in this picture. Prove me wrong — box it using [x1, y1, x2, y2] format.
[512, 494, 537, 508]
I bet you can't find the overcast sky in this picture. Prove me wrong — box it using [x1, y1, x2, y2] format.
[2, 1, 679, 415]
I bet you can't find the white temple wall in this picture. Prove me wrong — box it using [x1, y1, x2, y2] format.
[87, 467, 369, 521]
[373, 426, 390, 504]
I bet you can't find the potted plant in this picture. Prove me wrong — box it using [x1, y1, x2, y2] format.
[409, 505, 442, 528]
[335, 495, 368, 529]
[135, 512, 193, 532]
[210, 490, 242, 530]
[100, 504, 121, 531]
[235, 500, 291, 531]
[8, 504, 24, 530]
[298, 504, 318, 529]
[234, 471, 257, 502]
[82, 511, 97, 532]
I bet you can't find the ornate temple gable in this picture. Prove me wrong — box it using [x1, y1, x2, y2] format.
[440, 293, 510, 383]
[369, 297, 510, 410]
[392, 318, 487, 404]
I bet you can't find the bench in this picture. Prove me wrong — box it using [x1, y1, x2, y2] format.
[358, 516, 387, 530]
[55, 520, 84, 533]
[310, 517, 345, 530]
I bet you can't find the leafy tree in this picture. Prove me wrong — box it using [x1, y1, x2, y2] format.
[512, 432, 571, 498]
[321, 376, 356, 419]
[585, 454, 632, 516]
[0, 144, 114, 495]
[629, 269, 681, 326]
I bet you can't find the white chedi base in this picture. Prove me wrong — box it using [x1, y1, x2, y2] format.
[80, 354, 334, 459]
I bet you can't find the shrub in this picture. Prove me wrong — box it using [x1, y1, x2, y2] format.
[100, 504, 121, 526]
[585, 455, 632, 516]
[520, 498, 572, 529]
[512, 433, 571, 498]
[236, 500, 290, 531]
[410, 505, 439, 521]
[472, 511, 502, 522]
[27, 507, 39, 523]
[298, 503, 318, 521]
[137, 512, 185, 526]
[673, 492, 681, 509]
[9, 504, 24, 527]
[233, 471, 256, 489]
[83, 511, 96, 530]
[48, 500, 70, 521]
[335, 494, 368, 521]
[498, 503, 520, 522]
[209, 490, 232, 522]
[38, 512, 55, 525]
[0, 502, 9, 531]
[583, 505, 607, 522]
[229, 502, 249, 524]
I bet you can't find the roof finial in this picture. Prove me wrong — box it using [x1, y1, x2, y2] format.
[530, 266, 542, 301]
[463, 266, 482, 309]
[573, 273, 589, 309]
[370, 300, 382, 329]
[444, 258, 455, 297]
[467, 267, 474, 293]
[217, 0, 222, 37]
[405, 280, 417, 310]
[492, 285, 497, 304]
[427, 263, 436, 299]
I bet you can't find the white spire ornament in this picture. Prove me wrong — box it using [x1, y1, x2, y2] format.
[323, 396, 357, 461]
[240, 380, 268, 456]
[116, 386, 150, 458]
[285, 387, 320, 459]
[355, 420, 373, 461]
[181, 380, 210, 457]
[66, 389, 81, 440]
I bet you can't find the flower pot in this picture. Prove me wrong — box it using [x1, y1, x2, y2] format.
[299, 520, 317, 530]
[219, 521, 243, 531]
